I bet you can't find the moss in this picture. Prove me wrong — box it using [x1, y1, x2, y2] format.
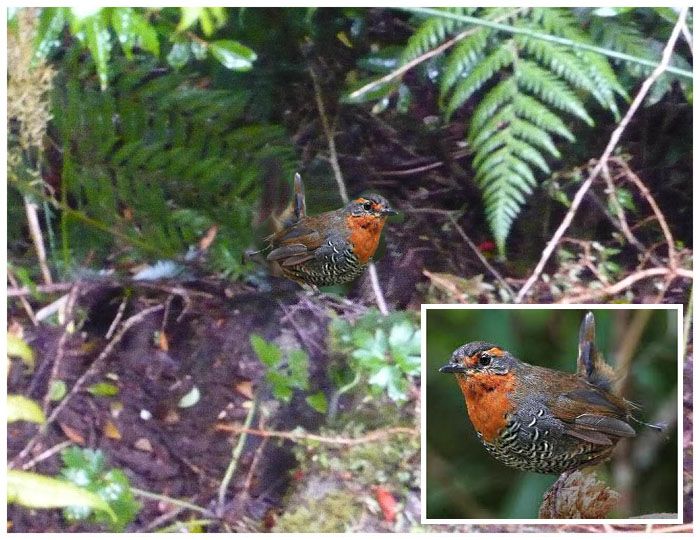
[272, 490, 362, 533]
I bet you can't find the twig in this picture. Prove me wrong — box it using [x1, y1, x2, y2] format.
[557, 267, 692, 304]
[24, 195, 53, 285]
[218, 398, 257, 512]
[215, 424, 418, 446]
[308, 62, 390, 315]
[349, 8, 527, 101]
[7, 282, 74, 296]
[10, 303, 165, 468]
[20, 439, 73, 470]
[105, 295, 128, 340]
[308, 64, 348, 204]
[610, 157, 678, 271]
[683, 285, 693, 352]
[131, 487, 214, 518]
[649, 524, 693, 533]
[600, 162, 654, 263]
[41, 284, 80, 413]
[680, 19, 693, 55]
[7, 268, 38, 326]
[515, 8, 689, 303]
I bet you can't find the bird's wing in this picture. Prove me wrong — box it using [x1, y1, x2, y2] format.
[548, 386, 636, 443]
[267, 224, 323, 266]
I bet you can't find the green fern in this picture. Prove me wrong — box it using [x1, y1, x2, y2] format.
[407, 7, 623, 254]
[51, 47, 297, 278]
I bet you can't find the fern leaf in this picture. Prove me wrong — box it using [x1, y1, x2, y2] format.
[401, 7, 477, 63]
[446, 40, 516, 119]
[509, 117, 560, 157]
[515, 59, 594, 125]
[440, 27, 491, 98]
[468, 78, 518, 138]
[469, 104, 514, 150]
[511, 94, 575, 141]
[508, 137, 550, 173]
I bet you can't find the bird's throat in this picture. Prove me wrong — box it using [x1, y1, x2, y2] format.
[456, 372, 516, 444]
[346, 216, 387, 264]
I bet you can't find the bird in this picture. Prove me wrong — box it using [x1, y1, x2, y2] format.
[265, 173, 397, 288]
[438, 312, 637, 475]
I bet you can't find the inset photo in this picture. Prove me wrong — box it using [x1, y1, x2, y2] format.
[422, 306, 681, 523]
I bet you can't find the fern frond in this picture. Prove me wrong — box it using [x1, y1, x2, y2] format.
[440, 27, 491, 98]
[515, 59, 593, 125]
[469, 104, 514, 150]
[511, 94, 574, 141]
[468, 78, 518, 137]
[401, 7, 477, 62]
[509, 117, 559, 158]
[446, 40, 516, 118]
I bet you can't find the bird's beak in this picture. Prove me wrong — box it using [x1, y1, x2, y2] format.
[439, 362, 468, 374]
[381, 208, 398, 216]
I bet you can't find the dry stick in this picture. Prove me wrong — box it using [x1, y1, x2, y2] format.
[218, 398, 257, 512]
[348, 7, 527, 101]
[7, 268, 38, 326]
[21, 440, 73, 470]
[610, 157, 678, 271]
[7, 282, 75, 296]
[216, 424, 418, 446]
[309, 64, 390, 315]
[557, 267, 693, 304]
[600, 162, 654, 264]
[10, 304, 165, 468]
[41, 284, 80, 413]
[515, 7, 689, 303]
[24, 196, 53, 285]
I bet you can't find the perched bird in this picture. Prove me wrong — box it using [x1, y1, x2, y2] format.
[439, 313, 636, 475]
[266, 173, 397, 288]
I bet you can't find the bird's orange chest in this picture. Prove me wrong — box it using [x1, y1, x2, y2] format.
[346, 215, 386, 264]
[456, 372, 516, 443]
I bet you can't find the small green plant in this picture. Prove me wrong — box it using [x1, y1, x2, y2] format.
[59, 447, 140, 532]
[250, 335, 327, 413]
[331, 311, 421, 403]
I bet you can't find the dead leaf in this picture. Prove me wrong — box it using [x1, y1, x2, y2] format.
[134, 438, 154, 452]
[235, 381, 253, 399]
[159, 332, 169, 352]
[199, 225, 218, 251]
[102, 419, 122, 440]
[59, 423, 85, 445]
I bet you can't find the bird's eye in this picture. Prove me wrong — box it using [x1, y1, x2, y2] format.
[478, 353, 491, 367]
[362, 201, 373, 211]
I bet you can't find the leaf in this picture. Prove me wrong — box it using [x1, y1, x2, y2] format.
[167, 41, 191, 69]
[288, 349, 309, 390]
[49, 380, 67, 401]
[7, 395, 46, 424]
[250, 334, 281, 367]
[177, 7, 203, 32]
[209, 40, 257, 71]
[178, 386, 200, 408]
[305, 392, 328, 414]
[81, 11, 112, 90]
[34, 7, 68, 63]
[88, 382, 120, 397]
[8, 470, 117, 522]
[7, 333, 34, 372]
[111, 7, 159, 58]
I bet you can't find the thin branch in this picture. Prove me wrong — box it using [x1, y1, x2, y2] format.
[23, 196, 53, 284]
[215, 424, 418, 446]
[399, 7, 693, 80]
[20, 440, 73, 471]
[610, 157, 678, 271]
[131, 487, 214, 518]
[218, 398, 257, 512]
[309, 63, 390, 315]
[7, 268, 38, 326]
[515, 8, 689, 303]
[557, 267, 692, 304]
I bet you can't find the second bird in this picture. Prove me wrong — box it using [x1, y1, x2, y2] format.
[266, 173, 397, 288]
[439, 313, 636, 475]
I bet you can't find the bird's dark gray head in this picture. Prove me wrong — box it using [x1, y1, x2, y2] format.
[347, 194, 397, 217]
[440, 341, 512, 376]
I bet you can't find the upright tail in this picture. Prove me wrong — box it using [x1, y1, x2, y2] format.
[576, 312, 616, 391]
[294, 172, 306, 221]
